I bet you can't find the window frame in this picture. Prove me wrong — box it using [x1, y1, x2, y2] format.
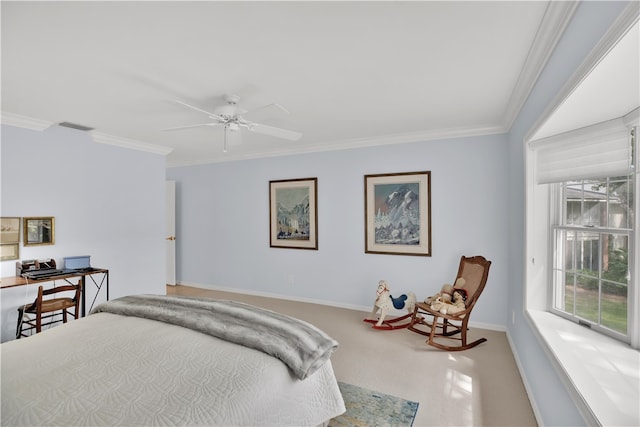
[525, 141, 639, 427]
[548, 177, 634, 344]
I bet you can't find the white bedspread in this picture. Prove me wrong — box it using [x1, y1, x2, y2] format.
[92, 295, 339, 380]
[1, 312, 345, 426]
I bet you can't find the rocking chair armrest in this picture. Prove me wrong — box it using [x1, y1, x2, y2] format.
[414, 301, 432, 311]
[442, 309, 470, 320]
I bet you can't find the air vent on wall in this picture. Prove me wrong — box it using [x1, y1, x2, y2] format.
[58, 121, 94, 132]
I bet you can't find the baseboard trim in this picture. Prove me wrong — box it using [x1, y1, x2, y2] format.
[506, 328, 544, 426]
[176, 281, 372, 312]
[175, 281, 505, 332]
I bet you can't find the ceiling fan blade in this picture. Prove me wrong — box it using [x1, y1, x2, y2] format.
[243, 102, 290, 118]
[249, 123, 302, 141]
[175, 100, 224, 120]
[161, 122, 221, 131]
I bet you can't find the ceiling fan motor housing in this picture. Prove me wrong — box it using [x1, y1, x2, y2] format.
[215, 104, 238, 117]
[224, 94, 240, 104]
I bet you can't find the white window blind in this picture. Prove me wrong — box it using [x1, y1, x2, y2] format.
[530, 117, 632, 184]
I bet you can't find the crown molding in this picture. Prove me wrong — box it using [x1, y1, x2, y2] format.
[501, 1, 579, 131]
[166, 124, 505, 168]
[0, 111, 54, 131]
[309, 124, 506, 154]
[1, 110, 172, 156]
[90, 131, 174, 156]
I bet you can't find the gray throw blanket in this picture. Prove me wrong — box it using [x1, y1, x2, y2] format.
[91, 294, 338, 380]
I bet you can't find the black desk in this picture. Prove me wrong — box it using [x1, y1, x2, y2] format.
[1, 268, 109, 316]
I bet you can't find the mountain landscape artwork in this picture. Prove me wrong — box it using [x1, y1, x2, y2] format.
[276, 188, 310, 241]
[365, 171, 431, 256]
[373, 183, 420, 245]
[269, 178, 318, 250]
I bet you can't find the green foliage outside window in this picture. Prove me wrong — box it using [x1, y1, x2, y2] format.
[557, 176, 632, 337]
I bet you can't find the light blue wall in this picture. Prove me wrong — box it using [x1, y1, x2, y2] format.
[168, 133, 510, 326]
[506, 1, 632, 426]
[0, 124, 167, 342]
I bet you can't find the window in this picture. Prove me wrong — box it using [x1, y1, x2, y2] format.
[550, 176, 634, 341]
[529, 111, 637, 345]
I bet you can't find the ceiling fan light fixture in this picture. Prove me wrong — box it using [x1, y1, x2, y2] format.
[164, 95, 302, 153]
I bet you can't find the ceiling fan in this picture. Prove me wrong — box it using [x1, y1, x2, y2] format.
[162, 94, 302, 152]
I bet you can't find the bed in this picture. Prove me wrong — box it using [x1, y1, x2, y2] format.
[1, 294, 345, 426]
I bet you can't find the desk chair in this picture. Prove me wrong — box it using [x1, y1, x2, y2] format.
[16, 280, 82, 339]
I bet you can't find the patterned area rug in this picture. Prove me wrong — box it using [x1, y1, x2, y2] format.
[329, 381, 419, 427]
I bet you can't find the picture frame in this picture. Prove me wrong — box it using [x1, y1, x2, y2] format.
[1, 217, 21, 243]
[23, 217, 55, 246]
[0, 243, 19, 261]
[269, 178, 318, 250]
[364, 171, 431, 256]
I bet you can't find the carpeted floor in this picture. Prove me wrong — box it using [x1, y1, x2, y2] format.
[167, 285, 538, 426]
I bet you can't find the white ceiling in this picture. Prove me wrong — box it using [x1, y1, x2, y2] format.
[2, 1, 577, 167]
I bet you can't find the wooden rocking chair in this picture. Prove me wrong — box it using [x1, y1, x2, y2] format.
[408, 255, 491, 351]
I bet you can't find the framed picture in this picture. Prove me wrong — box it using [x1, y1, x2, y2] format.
[364, 171, 431, 256]
[24, 217, 55, 246]
[269, 178, 318, 250]
[1, 217, 20, 243]
[0, 243, 19, 261]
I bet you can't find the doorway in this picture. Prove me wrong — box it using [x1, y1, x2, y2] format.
[166, 180, 176, 286]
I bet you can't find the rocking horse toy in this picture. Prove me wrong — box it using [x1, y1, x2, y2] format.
[364, 280, 417, 330]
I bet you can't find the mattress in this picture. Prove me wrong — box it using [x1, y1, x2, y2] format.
[1, 308, 345, 426]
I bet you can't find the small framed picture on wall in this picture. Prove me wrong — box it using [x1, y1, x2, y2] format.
[0, 243, 19, 261]
[1, 217, 20, 244]
[269, 177, 318, 250]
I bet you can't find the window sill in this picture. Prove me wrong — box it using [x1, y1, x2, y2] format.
[526, 309, 639, 426]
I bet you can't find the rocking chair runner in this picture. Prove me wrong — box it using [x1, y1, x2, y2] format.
[408, 255, 491, 351]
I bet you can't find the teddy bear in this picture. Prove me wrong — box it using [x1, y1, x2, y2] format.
[429, 282, 468, 315]
[424, 277, 466, 305]
[442, 289, 467, 314]
[428, 296, 445, 312]
[424, 283, 454, 305]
